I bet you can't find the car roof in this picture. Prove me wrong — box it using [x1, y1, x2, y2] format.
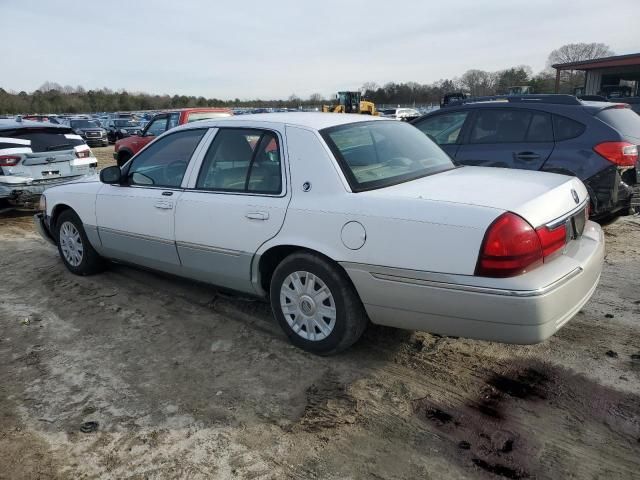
[0, 118, 71, 131]
[180, 112, 386, 131]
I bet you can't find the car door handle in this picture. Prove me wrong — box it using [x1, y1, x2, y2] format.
[154, 201, 173, 210]
[245, 212, 269, 220]
[514, 151, 541, 161]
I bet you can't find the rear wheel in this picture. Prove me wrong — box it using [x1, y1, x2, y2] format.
[270, 252, 368, 355]
[56, 210, 105, 275]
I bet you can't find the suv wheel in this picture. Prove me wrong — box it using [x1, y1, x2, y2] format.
[56, 210, 105, 275]
[270, 252, 367, 355]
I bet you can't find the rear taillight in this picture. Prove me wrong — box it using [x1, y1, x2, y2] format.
[593, 141, 638, 167]
[476, 213, 543, 277]
[535, 223, 567, 258]
[0, 155, 21, 166]
[75, 149, 91, 159]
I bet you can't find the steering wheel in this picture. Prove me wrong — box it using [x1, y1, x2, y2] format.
[163, 160, 187, 185]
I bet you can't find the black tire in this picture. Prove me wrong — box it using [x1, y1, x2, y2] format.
[117, 152, 131, 167]
[269, 251, 368, 355]
[55, 210, 106, 275]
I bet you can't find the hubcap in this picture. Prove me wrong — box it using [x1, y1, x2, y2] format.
[279, 271, 336, 341]
[59, 221, 83, 267]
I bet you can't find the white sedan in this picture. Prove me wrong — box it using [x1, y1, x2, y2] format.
[35, 113, 604, 354]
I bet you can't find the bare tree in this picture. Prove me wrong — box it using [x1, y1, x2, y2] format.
[547, 43, 614, 66]
[308, 93, 323, 104]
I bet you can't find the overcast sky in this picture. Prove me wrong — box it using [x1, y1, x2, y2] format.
[2, 0, 639, 99]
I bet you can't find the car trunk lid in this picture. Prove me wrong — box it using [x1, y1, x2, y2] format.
[369, 166, 588, 228]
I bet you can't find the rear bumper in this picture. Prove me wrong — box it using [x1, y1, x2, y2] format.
[342, 221, 604, 344]
[584, 165, 635, 218]
[0, 174, 91, 207]
[34, 213, 56, 246]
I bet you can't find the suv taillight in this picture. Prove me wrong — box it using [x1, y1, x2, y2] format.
[75, 149, 91, 159]
[476, 212, 570, 278]
[0, 155, 20, 166]
[593, 141, 638, 167]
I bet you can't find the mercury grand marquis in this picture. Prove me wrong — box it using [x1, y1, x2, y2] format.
[35, 113, 604, 354]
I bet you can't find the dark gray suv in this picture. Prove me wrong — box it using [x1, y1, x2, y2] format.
[412, 95, 639, 220]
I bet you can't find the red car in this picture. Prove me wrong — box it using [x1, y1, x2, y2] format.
[113, 108, 232, 166]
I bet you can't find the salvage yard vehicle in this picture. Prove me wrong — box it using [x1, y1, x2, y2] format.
[412, 95, 640, 221]
[104, 118, 140, 144]
[322, 91, 378, 115]
[66, 118, 109, 147]
[35, 113, 604, 355]
[0, 119, 97, 208]
[113, 108, 233, 166]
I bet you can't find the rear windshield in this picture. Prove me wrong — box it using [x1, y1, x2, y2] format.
[321, 120, 454, 191]
[596, 107, 640, 137]
[187, 112, 232, 123]
[7, 128, 85, 152]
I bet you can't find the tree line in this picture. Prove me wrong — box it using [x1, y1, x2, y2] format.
[0, 43, 614, 114]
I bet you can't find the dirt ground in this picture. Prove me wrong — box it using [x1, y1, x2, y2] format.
[1, 146, 639, 479]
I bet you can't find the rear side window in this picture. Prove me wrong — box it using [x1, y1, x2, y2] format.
[8, 129, 85, 152]
[196, 129, 282, 194]
[414, 111, 469, 145]
[468, 109, 553, 144]
[595, 107, 640, 137]
[552, 115, 585, 141]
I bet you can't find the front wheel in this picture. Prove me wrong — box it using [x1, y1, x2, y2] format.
[56, 210, 105, 275]
[270, 252, 368, 355]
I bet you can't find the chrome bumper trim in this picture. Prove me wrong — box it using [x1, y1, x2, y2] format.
[370, 267, 583, 298]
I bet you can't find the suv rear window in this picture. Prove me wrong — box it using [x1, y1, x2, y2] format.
[552, 115, 585, 141]
[596, 107, 640, 137]
[6, 128, 85, 152]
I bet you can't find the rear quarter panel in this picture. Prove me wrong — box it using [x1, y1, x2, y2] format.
[260, 125, 502, 276]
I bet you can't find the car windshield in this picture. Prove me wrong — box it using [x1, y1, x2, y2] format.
[114, 120, 137, 127]
[70, 120, 99, 129]
[321, 120, 454, 191]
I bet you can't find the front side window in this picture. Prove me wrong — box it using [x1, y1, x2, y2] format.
[196, 128, 282, 194]
[145, 116, 168, 137]
[321, 120, 454, 192]
[126, 129, 205, 188]
[414, 111, 469, 145]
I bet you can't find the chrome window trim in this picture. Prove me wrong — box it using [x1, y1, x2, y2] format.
[369, 268, 583, 297]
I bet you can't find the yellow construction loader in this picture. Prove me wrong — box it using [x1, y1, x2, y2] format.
[322, 91, 378, 115]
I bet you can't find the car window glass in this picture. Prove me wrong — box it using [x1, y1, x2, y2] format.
[321, 120, 454, 192]
[552, 115, 585, 141]
[526, 112, 553, 142]
[167, 112, 180, 130]
[127, 129, 205, 188]
[196, 129, 282, 194]
[414, 111, 469, 145]
[470, 109, 531, 144]
[145, 117, 167, 137]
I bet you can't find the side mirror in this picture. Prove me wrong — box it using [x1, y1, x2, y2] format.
[100, 165, 122, 184]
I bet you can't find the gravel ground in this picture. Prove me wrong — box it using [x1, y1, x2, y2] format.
[0, 151, 639, 479]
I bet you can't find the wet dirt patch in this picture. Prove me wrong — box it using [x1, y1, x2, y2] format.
[412, 360, 640, 479]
